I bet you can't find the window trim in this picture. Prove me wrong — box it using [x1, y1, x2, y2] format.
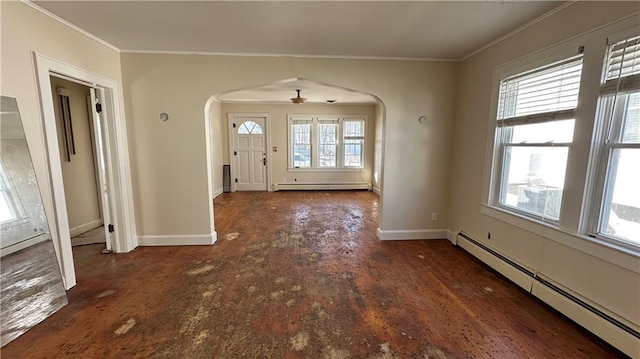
[489, 51, 583, 223]
[287, 114, 367, 171]
[586, 33, 640, 247]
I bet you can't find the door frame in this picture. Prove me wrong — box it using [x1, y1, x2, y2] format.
[34, 52, 137, 289]
[227, 113, 271, 192]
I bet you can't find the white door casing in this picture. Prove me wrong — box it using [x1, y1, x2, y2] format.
[34, 53, 137, 289]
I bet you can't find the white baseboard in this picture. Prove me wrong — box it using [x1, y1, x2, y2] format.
[447, 230, 458, 244]
[457, 234, 534, 291]
[376, 228, 448, 241]
[69, 219, 103, 237]
[455, 230, 639, 356]
[138, 232, 217, 246]
[213, 187, 224, 198]
[372, 186, 381, 195]
[532, 282, 640, 358]
[274, 182, 371, 191]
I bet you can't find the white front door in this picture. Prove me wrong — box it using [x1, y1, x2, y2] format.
[233, 118, 267, 191]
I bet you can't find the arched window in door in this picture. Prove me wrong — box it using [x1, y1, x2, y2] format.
[237, 121, 263, 135]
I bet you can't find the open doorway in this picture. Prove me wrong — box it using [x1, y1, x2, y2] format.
[34, 53, 137, 289]
[49, 77, 106, 249]
[205, 78, 386, 237]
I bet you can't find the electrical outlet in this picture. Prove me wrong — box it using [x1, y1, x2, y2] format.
[431, 212, 437, 221]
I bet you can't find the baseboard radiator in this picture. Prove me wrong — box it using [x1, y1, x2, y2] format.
[456, 232, 640, 357]
[273, 182, 371, 191]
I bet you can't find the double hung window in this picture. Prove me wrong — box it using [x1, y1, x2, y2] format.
[592, 36, 640, 245]
[493, 55, 583, 221]
[343, 119, 365, 168]
[288, 115, 366, 169]
[318, 119, 339, 168]
[291, 118, 312, 168]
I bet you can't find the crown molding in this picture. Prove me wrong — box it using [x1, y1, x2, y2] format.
[460, 1, 577, 62]
[120, 49, 459, 63]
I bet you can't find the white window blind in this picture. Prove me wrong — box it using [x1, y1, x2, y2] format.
[497, 56, 583, 126]
[602, 36, 640, 95]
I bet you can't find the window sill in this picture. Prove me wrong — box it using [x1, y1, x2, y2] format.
[480, 204, 640, 272]
[287, 167, 365, 173]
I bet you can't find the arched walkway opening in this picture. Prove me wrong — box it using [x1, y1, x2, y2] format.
[204, 78, 386, 239]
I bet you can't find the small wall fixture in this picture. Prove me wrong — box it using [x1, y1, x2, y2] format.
[160, 112, 169, 121]
[418, 116, 427, 124]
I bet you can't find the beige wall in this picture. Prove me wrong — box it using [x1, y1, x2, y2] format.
[50, 77, 101, 232]
[449, 2, 639, 332]
[0, 2, 122, 247]
[373, 102, 384, 193]
[220, 103, 376, 188]
[121, 54, 457, 236]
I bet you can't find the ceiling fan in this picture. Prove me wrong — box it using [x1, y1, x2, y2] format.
[290, 89, 307, 104]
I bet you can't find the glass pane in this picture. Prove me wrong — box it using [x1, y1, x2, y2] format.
[344, 140, 363, 167]
[344, 120, 363, 137]
[600, 148, 640, 244]
[622, 92, 640, 143]
[238, 121, 263, 135]
[318, 124, 337, 144]
[499, 146, 569, 220]
[319, 144, 336, 167]
[237, 123, 250, 134]
[508, 119, 574, 143]
[293, 145, 311, 167]
[292, 124, 311, 144]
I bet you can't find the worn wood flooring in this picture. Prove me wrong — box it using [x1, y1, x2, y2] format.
[1, 191, 625, 358]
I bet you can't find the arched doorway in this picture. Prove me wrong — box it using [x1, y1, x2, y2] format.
[203, 78, 386, 238]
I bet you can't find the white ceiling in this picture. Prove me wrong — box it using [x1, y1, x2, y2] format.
[29, 0, 566, 104]
[31, 1, 564, 60]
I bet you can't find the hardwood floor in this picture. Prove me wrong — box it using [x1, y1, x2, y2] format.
[1, 191, 625, 358]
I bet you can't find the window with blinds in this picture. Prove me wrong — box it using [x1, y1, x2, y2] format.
[493, 54, 584, 221]
[592, 35, 640, 245]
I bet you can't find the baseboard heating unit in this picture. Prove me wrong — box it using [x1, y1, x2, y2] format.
[273, 183, 371, 191]
[455, 232, 640, 358]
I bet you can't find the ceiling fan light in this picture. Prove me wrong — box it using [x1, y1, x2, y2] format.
[291, 89, 307, 104]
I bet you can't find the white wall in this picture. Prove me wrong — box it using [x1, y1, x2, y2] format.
[220, 103, 376, 188]
[0, 2, 123, 258]
[449, 1, 640, 342]
[121, 54, 457, 237]
[50, 77, 102, 233]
